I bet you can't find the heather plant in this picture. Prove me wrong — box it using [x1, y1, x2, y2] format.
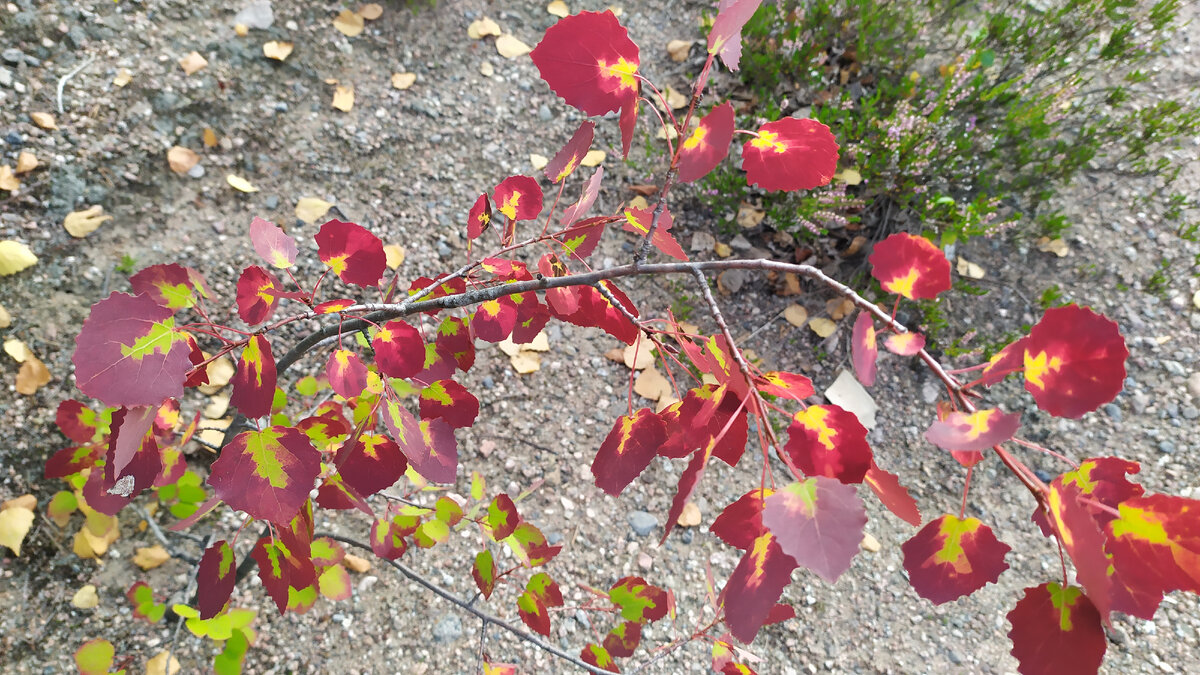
[702, 0, 1200, 245]
[28, 3, 1200, 675]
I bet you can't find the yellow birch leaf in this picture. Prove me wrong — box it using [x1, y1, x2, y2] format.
[358, 3, 384, 20]
[809, 317, 837, 337]
[467, 17, 502, 39]
[112, 68, 133, 87]
[606, 5, 624, 16]
[0, 166, 17, 191]
[15, 151, 38, 174]
[343, 553, 371, 573]
[634, 367, 673, 402]
[30, 112, 57, 129]
[546, 1, 569, 17]
[628, 196, 649, 210]
[529, 153, 549, 171]
[666, 39, 692, 62]
[479, 61, 495, 77]
[0, 504, 35, 556]
[179, 51, 208, 75]
[623, 341, 655, 370]
[64, 205, 113, 238]
[333, 9, 365, 37]
[677, 502, 701, 527]
[0, 241, 38, 275]
[1036, 236, 1070, 257]
[825, 297, 854, 320]
[72, 584, 100, 609]
[665, 86, 688, 110]
[391, 72, 417, 90]
[198, 355, 235, 394]
[203, 128, 218, 148]
[581, 150, 606, 167]
[956, 256, 985, 279]
[226, 174, 259, 193]
[834, 168, 862, 185]
[495, 34, 532, 59]
[146, 651, 182, 675]
[332, 85, 355, 112]
[783, 304, 809, 327]
[295, 197, 333, 224]
[525, 331, 551, 352]
[384, 244, 406, 269]
[166, 146, 199, 174]
[4, 338, 29, 362]
[736, 203, 765, 228]
[263, 41, 294, 61]
[17, 355, 51, 394]
[133, 545, 171, 570]
[509, 350, 541, 374]
[714, 242, 732, 258]
[0, 304, 11, 329]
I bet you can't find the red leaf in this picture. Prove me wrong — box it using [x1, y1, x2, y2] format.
[762, 477, 866, 582]
[325, 348, 368, 400]
[531, 10, 640, 116]
[315, 473, 373, 516]
[558, 216, 608, 262]
[711, 488, 772, 550]
[236, 265, 283, 325]
[372, 319, 425, 379]
[723, 532, 797, 643]
[492, 175, 544, 223]
[207, 426, 320, 524]
[678, 102, 735, 183]
[338, 432, 406, 497]
[1046, 480, 1112, 623]
[1007, 583, 1106, 675]
[419, 379, 479, 429]
[925, 408, 1021, 452]
[73, 292, 194, 407]
[863, 461, 921, 526]
[868, 233, 952, 300]
[623, 204, 687, 261]
[609, 576, 669, 623]
[249, 216, 297, 269]
[382, 399, 457, 483]
[742, 117, 838, 192]
[901, 514, 1011, 604]
[1106, 493, 1200, 599]
[106, 405, 156, 480]
[581, 644, 620, 673]
[56, 400, 99, 444]
[230, 334, 276, 418]
[1058, 457, 1143, 527]
[545, 121, 595, 183]
[472, 298, 518, 343]
[753, 371, 815, 401]
[45, 444, 103, 479]
[315, 219, 386, 287]
[976, 336, 1028, 387]
[467, 193, 493, 240]
[473, 549, 497, 599]
[708, 0, 764, 71]
[883, 331, 926, 356]
[662, 440, 714, 544]
[252, 534, 316, 614]
[129, 263, 209, 310]
[851, 311, 878, 386]
[197, 540, 237, 619]
[592, 408, 667, 496]
[602, 621, 642, 658]
[517, 592, 551, 636]
[1023, 305, 1128, 418]
[436, 316, 475, 372]
[784, 404, 873, 484]
[619, 95, 638, 159]
[560, 167, 604, 227]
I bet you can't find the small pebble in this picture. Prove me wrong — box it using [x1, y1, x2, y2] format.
[628, 510, 657, 537]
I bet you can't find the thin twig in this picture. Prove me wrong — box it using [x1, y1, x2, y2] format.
[320, 534, 619, 674]
[133, 504, 199, 565]
[57, 54, 96, 114]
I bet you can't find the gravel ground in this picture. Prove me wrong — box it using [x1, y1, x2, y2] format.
[1, 1, 1199, 673]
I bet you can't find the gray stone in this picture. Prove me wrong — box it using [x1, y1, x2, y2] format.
[730, 234, 752, 251]
[186, 164, 205, 179]
[436, 240, 452, 258]
[1, 48, 23, 65]
[537, 104, 552, 121]
[1163, 360, 1186, 377]
[263, 194, 279, 210]
[1103, 403, 1122, 422]
[65, 26, 87, 49]
[0, 67, 12, 88]
[1183, 406, 1199, 421]
[628, 510, 658, 537]
[432, 614, 463, 643]
[234, 0, 275, 30]
[1159, 441, 1176, 455]
[575, 609, 590, 630]
[1188, 372, 1200, 399]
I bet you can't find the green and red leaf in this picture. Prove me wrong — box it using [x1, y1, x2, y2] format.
[722, 532, 797, 643]
[338, 432, 406, 497]
[382, 400, 457, 483]
[370, 515, 409, 560]
[609, 576, 669, 623]
[592, 408, 667, 496]
[925, 408, 1021, 452]
[784, 404, 873, 484]
[527, 572, 564, 608]
[318, 564, 352, 601]
[207, 426, 320, 524]
[762, 477, 866, 582]
[473, 549, 497, 599]
[1106, 493, 1200, 600]
[197, 540, 238, 619]
[531, 10, 640, 116]
[372, 319, 425, 379]
[252, 534, 316, 614]
[517, 590, 551, 636]
[130, 263, 209, 310]
[869, 233, 952, 300]
[73, 292, 194, 407]
[901, 514, 1011, 604]
[505, 522, 561, 568]
[581, 644, 619, 673]
[742, 117, 838, 192]
[419, 379, 479, 429]
[545, 121, 595, 183]
[56, 400, 100, 444]
[851, 311, 878, 386]
[677, 102, 735, 182]
[1058, 457, 1143, 526]
[487, 494, 520, 540]
[236, 265, 284, 325]
[1023, 305, 1128, 418]
[249, 216, 298, 269]
[603, 621, 642, 658]
[558, 217, 608, 263]
[623, 204, 687, 261]
[315, 219, 386, 287]
[436, 316, 475, 372]
[1007, 583, 1106, 675]
[1045, 480, 1113, 623]
[126, 581, 166, 623]
[231, 334, 276, 418]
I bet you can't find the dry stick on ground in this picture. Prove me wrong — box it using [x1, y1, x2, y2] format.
[317, 534, 620, 675]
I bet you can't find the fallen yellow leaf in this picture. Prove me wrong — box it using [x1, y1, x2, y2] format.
[332, 85, 355, 111]
[0, 241, 38, 276]
[736, 202, 765, 229]
[628, 195, 649, 210]
[358, 3, 384, 20]
[529, 153, 549, 171]
[4, 338, 29, 362]
[666, 39, 692, 62]
[17, 355, 51, 394]
[0, 165, 17, 191]
[166, 146, 199, 175]
[343, 553, 371, 573]
[467, 17, 502, 39]
[826, 297, 854, 320]
[146, 651, 181, 675]
[0, 304, 11, 329]
[295, 197, 334, 224]
[112, 68, 133, 87]
[581, 149, 606, 167]
[809, 317, 837, 338]
[71, 584, 99, 609]
[333, 9, 365, 37]
[179, 51, 208, 75]
[665, 86, 688, 110]
[783, 304, 809, 327]
[15, 151, 38, 174]
[495, 34, 532, 59]
[263, 41, 294, 61]
[606, 5, 624, 16]
[204, 394, 230, 420]
[1036, 237, 1070, 257]
[226, 174, 260, 193]
[203, 127, 218, 148]
[3, 495, 35, 511]
[133, 545, 171, 570]
[714, 241, 732, 258]
[623, 341, 655, 370]
[677, 502, 701, 527]
[391, 72, 417, 90]
[0, 502, 35, 556]
[63, 205, 113, 238]
[383, 244, 406, 269]
[546, 0, 569, 17]
[634, 367, 673, 402]
[234, 23, 249, 37]
[834, 167, 862, 185]
[479, 61, 495, 77]
[30, 112, 57, 129]
[956, 256, 985, 279]
[509, 350, 541, 374]
[198, 355, 235, 395]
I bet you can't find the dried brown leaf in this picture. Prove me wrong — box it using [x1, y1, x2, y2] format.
[179, 51, 208, 75]
[333, 9, 365, 37]
[63, 205, 112, 238]
[167, 146, 199, 175]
